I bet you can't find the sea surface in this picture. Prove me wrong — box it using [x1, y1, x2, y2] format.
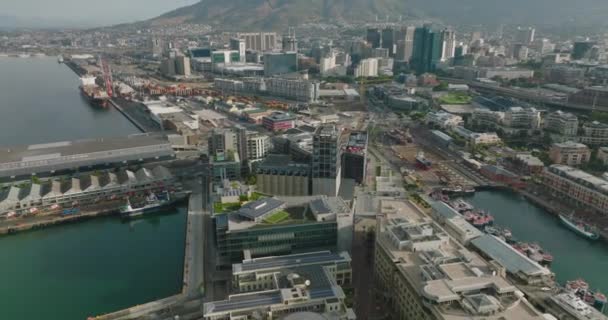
[0, 57, 186, 319]
[465, 190, 608, 293]
[0, 56, 138, 146]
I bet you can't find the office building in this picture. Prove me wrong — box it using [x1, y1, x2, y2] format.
[374, 199, 547, 320]
[265, 78, 320, 102]
[542, 165, 608, 213]
[246, 132, 270, 162]
[204, 251, 356, 320]
[150, 37, 163, 57]
[229, 38, 246, 63]
[237, 32, 278, 52]
[441, 28, 456, 62]
[569, 87, 608, 110]
[572, 40, 596, 60]
[312, 125, 341, 197]
[578, 121, 608, 146]
[189, 47, 212, 58]
[341, 132, 367, 184]
[208, 128, 241, 160]
[256, 154, 310, 196]
[354, 58, 378, 77]
[264, 52, 298, 76]
[411, 25, 444, 74]
[395, 27, 416, 62]
[175, 56, 191, 77]
[426, 111, 464, 129]
[211, 50, 241, 65]
[516, 26, 535, 44]
[381, 27, 395, 56]
[544, 65, 585, 85]
[282, 28, 298, 52]
[214, 196, 352, 265]
[471, 107, 541, 135]
[262, 112, 296, 132]
[160, 58, 176, 76]
[366, 28, 381, 48]
[549, 141, 591, 166]
[543, 111, 579, 137]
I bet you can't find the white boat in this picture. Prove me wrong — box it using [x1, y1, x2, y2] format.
[551, 293, 593, 319]
[119, 191, 172, 218]
[559, 214, 600, 240]
[57, 55, 64, 63]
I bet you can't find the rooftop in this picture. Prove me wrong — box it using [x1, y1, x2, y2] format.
[265, 112, 296, 122]
[548, 165, 608, 194]
[233, 250, 350, 274]
[236, 198, 285, 221]
[377, 200, 546, 320]
[0, 134, 172, 176]
[471, 235, 552, 277]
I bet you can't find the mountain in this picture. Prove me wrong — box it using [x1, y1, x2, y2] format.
[406, 0, 608, 29]
[145, 0, 608, 31]
[147, 0, 410, 29]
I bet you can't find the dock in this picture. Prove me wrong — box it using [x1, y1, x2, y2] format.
[93, 182, 211, 320]
[109, 99, 147, 133]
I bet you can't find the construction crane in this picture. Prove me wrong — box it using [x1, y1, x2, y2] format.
[100, 57, 114, 98]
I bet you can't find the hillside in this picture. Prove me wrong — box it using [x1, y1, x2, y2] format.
[148, 0, 410, 30]
[144, 0, 608, 31]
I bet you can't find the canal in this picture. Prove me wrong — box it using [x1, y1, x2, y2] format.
[0, 56, 186, 319]
[465, 190, 608, 293]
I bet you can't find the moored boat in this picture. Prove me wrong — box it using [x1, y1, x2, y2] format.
[120, 191, 175, 218]
[559, 214, 600, 240]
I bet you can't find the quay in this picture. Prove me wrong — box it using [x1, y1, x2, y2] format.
[108, 99, 147, 133]
[92, 187, 209, 320]
[0, 206, 118, 236]
[64, 60, 87, 77]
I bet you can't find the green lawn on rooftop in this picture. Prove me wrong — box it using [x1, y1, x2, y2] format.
[263, 210, 290, 224]
[438, 92, 472, 105]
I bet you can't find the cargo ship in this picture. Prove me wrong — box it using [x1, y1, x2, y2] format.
[558, 214, 600, 240]
[80, 76, 110, 108]
[415, 151, 432, 170]
[120, 191, 175, 218]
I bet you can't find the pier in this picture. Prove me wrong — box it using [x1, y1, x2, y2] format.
[108, 99, 147, 133]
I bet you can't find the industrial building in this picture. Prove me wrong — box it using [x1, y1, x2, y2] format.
[312, 125, 342, 197]
[256, 155, 310, 196]
[0, 134, 174, 181]
[0, 166, 174, 216]
[203, 251, 356, 320]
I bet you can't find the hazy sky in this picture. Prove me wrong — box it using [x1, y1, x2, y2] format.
[3, 0, 199, 25]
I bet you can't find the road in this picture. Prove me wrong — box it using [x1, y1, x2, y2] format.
[183, 191, 205, 299]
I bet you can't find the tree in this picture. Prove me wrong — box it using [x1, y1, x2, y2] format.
[433, 81, 449, 92]
[246, 175, 257, 185]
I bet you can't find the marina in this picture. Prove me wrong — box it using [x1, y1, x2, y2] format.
[465, 190, 608, 296]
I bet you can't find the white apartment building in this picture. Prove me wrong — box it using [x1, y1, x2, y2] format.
[354, 58, 378, 77]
